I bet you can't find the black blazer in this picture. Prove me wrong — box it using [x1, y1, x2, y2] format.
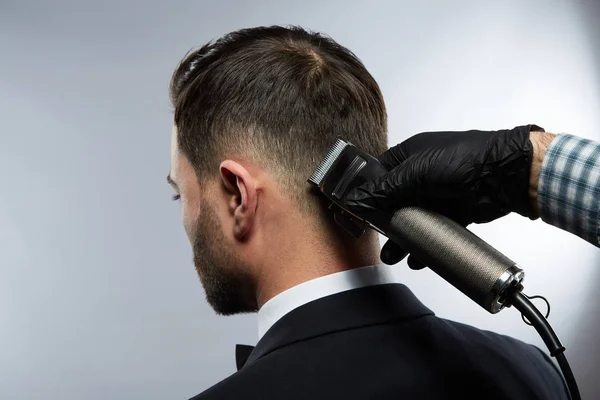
[191, 284, 568, 399]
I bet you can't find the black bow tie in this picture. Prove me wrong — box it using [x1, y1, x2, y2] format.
[236, 344, 255, 371]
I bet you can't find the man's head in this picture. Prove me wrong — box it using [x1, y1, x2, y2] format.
[168, 26, 387, 314]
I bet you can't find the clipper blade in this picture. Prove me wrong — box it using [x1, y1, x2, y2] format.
[308, 139, 349, 187]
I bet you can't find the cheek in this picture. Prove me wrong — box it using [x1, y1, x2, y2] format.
[181, 199, 199, 243]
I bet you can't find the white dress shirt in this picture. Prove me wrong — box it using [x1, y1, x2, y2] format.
[257, 263, 400, 340]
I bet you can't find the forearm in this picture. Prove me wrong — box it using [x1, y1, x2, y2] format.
[528, 130, 557, 219]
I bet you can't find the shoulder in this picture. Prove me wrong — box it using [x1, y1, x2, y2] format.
[436, 317, 566, 386]
[190, 315, 569, 399]
[436, 317, 545, 358]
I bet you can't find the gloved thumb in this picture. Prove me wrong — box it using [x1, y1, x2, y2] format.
[345, 156, 422, 216]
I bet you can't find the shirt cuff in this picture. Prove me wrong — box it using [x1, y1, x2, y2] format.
[538, 134, 600, 246]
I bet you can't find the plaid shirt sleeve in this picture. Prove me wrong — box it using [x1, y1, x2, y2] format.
[538, 134, 600, 247]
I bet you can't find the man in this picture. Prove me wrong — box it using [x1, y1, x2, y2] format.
[168, 26, 568, 399]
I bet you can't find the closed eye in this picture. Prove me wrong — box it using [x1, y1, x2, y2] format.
[172, 194, 181, 201]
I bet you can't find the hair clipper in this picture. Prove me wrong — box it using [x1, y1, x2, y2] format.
[308, 139, 390, 238]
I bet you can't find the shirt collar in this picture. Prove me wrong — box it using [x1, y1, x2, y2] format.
[257, 263, 399, 339]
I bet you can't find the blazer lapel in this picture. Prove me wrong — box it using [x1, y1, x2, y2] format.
[243, 283, 433, 368]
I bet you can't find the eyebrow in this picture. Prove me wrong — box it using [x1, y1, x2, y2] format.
[167, 175, 178, 189]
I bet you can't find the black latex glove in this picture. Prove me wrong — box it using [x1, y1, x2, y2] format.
[345, 124, 543, 269]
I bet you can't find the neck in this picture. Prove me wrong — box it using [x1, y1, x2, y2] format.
[253, 221, 381, 308]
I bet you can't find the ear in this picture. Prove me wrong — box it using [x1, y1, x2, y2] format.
[219, 160, 257, 240]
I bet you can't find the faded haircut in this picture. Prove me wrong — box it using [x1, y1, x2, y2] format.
[170, 25, 387, 217]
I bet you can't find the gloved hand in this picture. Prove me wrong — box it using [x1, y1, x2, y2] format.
[345, 124, 543, 270]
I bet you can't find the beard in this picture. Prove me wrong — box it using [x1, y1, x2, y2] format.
[192, 203, 258, 315]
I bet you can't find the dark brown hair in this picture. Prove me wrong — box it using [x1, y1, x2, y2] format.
[170, 25, 387, 216]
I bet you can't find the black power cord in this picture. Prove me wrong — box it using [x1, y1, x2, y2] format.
[508, 290, 581, 400]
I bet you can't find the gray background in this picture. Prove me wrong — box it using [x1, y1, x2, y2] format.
[1, 0, 599, 399]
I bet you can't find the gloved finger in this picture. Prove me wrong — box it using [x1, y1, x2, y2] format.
[380, 239, 408, 265]
[378, 131, 457, 170]
[407, 255, 426, 270]
[345, 155, 424, 214]
[377, 142, 411, 170]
